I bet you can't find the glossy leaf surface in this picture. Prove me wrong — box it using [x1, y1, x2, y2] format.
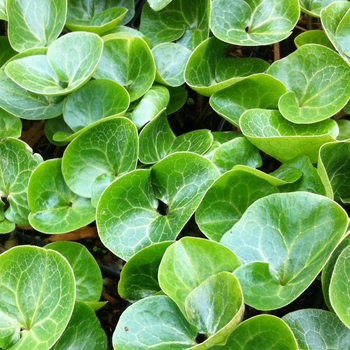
[0, 109, 21, 139]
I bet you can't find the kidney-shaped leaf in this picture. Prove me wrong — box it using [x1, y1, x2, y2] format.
[0, 245, 75, 350]
[221, 192, 348, 310]
[7, 0, 67, 52]
[267, 44, 350, 123]
[5, 32, 103, 96]
[28, 159, 96, 234]
[210, 0, 299, 46]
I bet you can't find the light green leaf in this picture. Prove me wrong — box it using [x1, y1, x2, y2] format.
[196, 168, 278, 242]
[210, 74, 286, 127]
[267, 44, 350, 123]
[113, 295, 197, 349]
[240, 109, 338, 163]
[97, 153, 219, 260]
[140, 0, 210, 50]
[0, 138, 42, 229]
[7, 0, 67, 52]
[337, 119, 350, 140]
[45, 115, 73, 147]
[93, 33, 155, 101]
[0, 70, 64, 120]
[0, 0, 6, 20]
[152, 43, 191, 87]
[5, 32, 103, 96]
[147, 0, 173, 11]
[0, 109, 21, 139]
[45, 241, 102, 303]
[294, 30, 335, 49]
[28, 159, 96, 234]
[118, 241, 173, 302]
[50, 301, 107, 350]
[283, 309, 350, 350]
[62, 117, 138, 203]
[330, 245, 350, 327]
[0, 37, 16, 67]
[300, 0, 344, 17]
[63, 79, 130, 132]
[159, 237, 241, 315]
[210, 0, 299, 46]
[221, 192, 348, 310]
[0, 246, 75, 350]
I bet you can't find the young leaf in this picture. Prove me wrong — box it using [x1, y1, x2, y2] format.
[284, 309, 350, 349]
[294, 30, 335, 49]
[28, 159, 96, 234]
[5, 32, 104, 96]
[0, 138, 42, 230]
[147, 0, 173, 11]
[159, 237, 241, 315]
[267, 44, 350, 124]
[7, 0, 67, 52]
[96, 153, 220, 260]
[210, 0, 299, 46]
[240, 109, 338, 163]
[0, 109, 21, 139]
[0, 246, 75, 350]
[299, 0, 341, 17]
[221, 192, 348, 310]
[113, 295, 197, 349]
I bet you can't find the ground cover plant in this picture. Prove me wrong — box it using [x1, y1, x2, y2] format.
[0, 0, 350, 348]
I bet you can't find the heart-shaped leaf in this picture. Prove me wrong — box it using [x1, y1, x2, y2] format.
[5, 32, 103, 96]
[0, 245, 75, 350]
[93, 33, 155, 101]
[28, 159, 96, 234]
[210, 74, 286, 127]
[0, 109, 21, 139]
[97, 153, 219, 260]
[267, 44, 350, 123]
[0, 70, 64, 120]
[196, 167, 279, 242]
[140, 0, 210, 50]
[62, 117, 138, 204]
[50, 301, 107, 350]
[240, 109, 338, 163]
[63, 79, 130, 132]
[221, 192, 348, 310]
[0, 138, 42, 231]
[300, 0, 341, 17]
[329, 245, 350, 327]
[283, 309, 350, 349]
[159, 237, 241, 315]
[45, 241, 103, 304]
[118, 241, 173, 302]
[210, 0, 299, 46]
[113, 295, 197, 349]
[7, 0, 67, 52]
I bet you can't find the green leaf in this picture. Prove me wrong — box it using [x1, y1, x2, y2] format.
[93, 33, 155, 101]
[0, 246, 75, 350]
[0, 138, 42, 229]
[62, 117, 138, 204]
[113, 295, 197, 349]
[0, 70, 64, 120]
[63, 79, 129, 132]
[337, 119, 350, 140]
[330, 245, 350, 327]
[50, 301, 107, 350]
[152, 43, 191, 87]
[321, 1, 350, 63]
[0, 37, 17, 67]
[0, 0, 6, 20]
[221, 192, 348, 310]
[159, 237, 241, 315]
[140, 0, 210, 50]
[147, 0, 173, 11]
[210, 0, 299, 46]
[240, 109, 338, 163]
[196, 168, 279, 242]
[0, 109, 21, 139]
[45, 115, 73, 147]
[45, 241, 103, 303]
[5, 32, 103, 96]
[283, 309, 350, 349]
[118, 241, 173, 302]
[294, 30, 335, 49]
[318, 141, 350, 203]
[210, 74, 286, 127]
[97, 153, 219, 260]
[300, 0, 342, 17]
[7, 0, 67, 52]
[167, 86, 188, 114]
[28, 159, 96, 234]
[267, 44, 350, 124]
[210, 315, 298, 350]
[185, 37, 269, 96]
